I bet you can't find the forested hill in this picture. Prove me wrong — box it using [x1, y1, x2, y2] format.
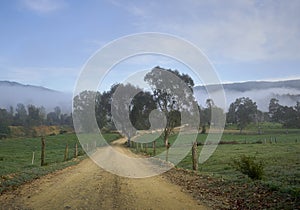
[194, 79, 300, 111]
[0, 81, 72, 113]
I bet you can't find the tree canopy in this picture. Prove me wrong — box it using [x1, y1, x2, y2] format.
[144, 66, 198, 146]
[227, 97, 258, 132]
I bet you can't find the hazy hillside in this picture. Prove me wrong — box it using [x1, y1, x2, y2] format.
[1, 79, 299, 113]
[194, 79, 300, 111]
[0, 81, 72, 113]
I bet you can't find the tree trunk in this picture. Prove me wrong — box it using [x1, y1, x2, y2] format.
[192, 141, 198, 171]
[64, 143, 69, 161]
[164, 134, 169, 148]
[153, 140, 156, 156]
[127, 137, 131, 147]
[166, 147, 169, 161]
[74, 143, 78, 158]
[41, 137, 45, 166]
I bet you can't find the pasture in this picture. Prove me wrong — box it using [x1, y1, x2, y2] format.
[133, 128, 300, 201]
[0, 133, 121, 193]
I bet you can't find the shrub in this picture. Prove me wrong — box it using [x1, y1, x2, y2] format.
[231, 155, 264, 180]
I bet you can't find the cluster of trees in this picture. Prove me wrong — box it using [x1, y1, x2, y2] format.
[73, 66, 300, 145]
[268, 98, 300, 128]
[227, 97, 300, 132]
[2, 66, 299, 140]
[0, 104, 73, 136]
[73, 67, 198, 147]
[227, 97, 259, 132]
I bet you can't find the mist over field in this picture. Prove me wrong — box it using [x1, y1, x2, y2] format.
[195, 87, 300, 111]
[1, 79, 299, 113]
[195, 80, 300, 111]
[0, 81, 72, 113]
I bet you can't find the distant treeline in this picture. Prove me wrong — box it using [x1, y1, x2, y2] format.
[0, 104, 72, 137]
[226, 97, 300, 132]
[1, 93, 299, 138]
[72, 88, 300, 134]
[1, 68, 300, 138]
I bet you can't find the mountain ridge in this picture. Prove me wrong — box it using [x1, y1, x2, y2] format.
[0, 79, 299, 112]
[0, 80, 72, 113]
[0, 80, 61, 93]
[194, 79, 300, 111]
[194, 79, 300, 92]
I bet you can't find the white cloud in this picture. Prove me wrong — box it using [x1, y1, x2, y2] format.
[21, 0, 66, 14]
[111, 0, 300, 62]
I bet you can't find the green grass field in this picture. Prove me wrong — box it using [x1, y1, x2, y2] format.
[0, 133, 121, 193]
[178, 142, 300, 193]
[1, 126, 299, 207]
[133, 128, 300, 199]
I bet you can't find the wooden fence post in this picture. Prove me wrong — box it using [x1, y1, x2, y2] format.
[166, 143, 170, 161]
[192, 141, 198, 171]
[166, 147, 169, 161]
[31, 151, 35, 165]
[74, 143, 78, 158]
[153, 140, 156, 156]
[41, 137, 45, 166]
[64, 143, 69, 161]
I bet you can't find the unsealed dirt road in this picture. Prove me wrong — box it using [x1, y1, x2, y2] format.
[0, 139, 208, 210]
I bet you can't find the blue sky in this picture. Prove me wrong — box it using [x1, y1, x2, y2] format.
[1, 0, 300, 92]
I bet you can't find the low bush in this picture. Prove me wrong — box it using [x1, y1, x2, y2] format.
[231, 155, 264, 180]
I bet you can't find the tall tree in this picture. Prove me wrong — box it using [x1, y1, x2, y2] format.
[27, 105, 43, 126]
[144, 66, 197, 147]
[95, 84, 119, 130]
[0, 108, 11, 136]
[205, 99, 225, 127]
[277, 105, 298, 128]
[14, 103, 27, 126]
[130, 91, 157, 130]
[111, 83, 142, 144]
[60, 113, 73, 127]
[296, 101, 300, 128]
[268, 99, 300, 128]
[54, 106, 61, 120]
[46, 107, 62, 125]
[228, 97, 258, 133]
[73, 90, 98, 132]
[268, 98, 281, 122]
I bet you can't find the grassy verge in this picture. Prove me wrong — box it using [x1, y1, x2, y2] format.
[0, 132, 121, 194]
[132, 129, 300, 208]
